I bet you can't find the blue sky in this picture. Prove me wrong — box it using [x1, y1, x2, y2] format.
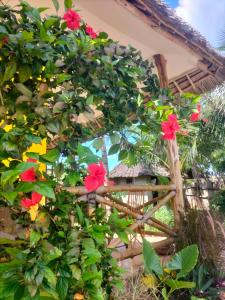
[165, 0, 178, 8]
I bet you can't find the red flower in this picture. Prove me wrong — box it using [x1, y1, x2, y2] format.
[202, 118, 208, 123]
[84, 161, 106, 192]
[20, 159, 37, 182]
[2, 37, 8, 45]
[190, 104, 201, 122]
[31, 192, 42, 203]
[21, 192, 42, 209]
[63, 9, 81, 30]
[161, 114, 180, 140]
[86, 25, 98, 39]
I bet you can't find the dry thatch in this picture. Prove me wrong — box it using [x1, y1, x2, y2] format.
[109, 163, 168, 179]
[116, 0, 225, 94]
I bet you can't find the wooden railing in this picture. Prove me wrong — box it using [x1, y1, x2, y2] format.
[64, 181, 180, 261]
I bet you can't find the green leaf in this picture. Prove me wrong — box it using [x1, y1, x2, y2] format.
[43, 245, 62, 263]
[70, 265, 81, 280]
[77, 144, 99, 164]
[30, 230, 41, 246]
[110, 133, 120, 144]
[165, 279, 196, 294]
[86, 95, 94, 105]
[143, 239, 163, 275]
[167, 245, 199, 279]
[46, 121, 60, 134]
[64, 0, 72, 9]
[1, 191, 17, 203]
[15, 161, 37, 173]
[108, 144, 120, 155]
[118, 149, 128, 161]
[93, 138, 104, 150]
[43, 267, 57, 288]
[117, 231, 129, 244]
[15, 182, 34, 193]
[18, 65, 32, 83]
[45, 17, 58, 29]
[67, 171, 80, 186]
[55, 74, 71, 84]
[52, 0, 60, 12]
[162, 288, 168, 300]
[56, 277, 68, 300]
[3, 62, 17, 82]
[76, 204, 84, 224]
[14, 83, 32, 98]
[33, 182, 55, 199]
[41, 149, 60, 163]
[21, 30, 33, 41]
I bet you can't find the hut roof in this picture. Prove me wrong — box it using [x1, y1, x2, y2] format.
[109, 163, 169, 178]
[114, 0, 225, 95]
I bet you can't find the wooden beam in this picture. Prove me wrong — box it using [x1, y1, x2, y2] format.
[63, 184, 176, 195]
[153, 54, 169, 88]
[173, 80, 183, 94]
[186, 74, 198, 92]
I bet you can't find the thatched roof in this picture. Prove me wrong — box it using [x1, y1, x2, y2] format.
[109, 163, 169, 178]
[116, 0, 225, 94]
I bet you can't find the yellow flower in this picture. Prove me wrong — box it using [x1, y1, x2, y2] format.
[142, 274, 157, 288]
[74, 293, 84, 300]
[29, 204, 39, 221]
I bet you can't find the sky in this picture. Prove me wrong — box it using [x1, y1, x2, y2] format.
[166, 0, 225, 47]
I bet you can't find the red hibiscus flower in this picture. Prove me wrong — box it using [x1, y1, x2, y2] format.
[190, 104, 201, 122]
[161, 114, 180, 140]
[2, 37, 8, 45]
[21, 192, 42, 209]
[20, 158, 37, 182]
[86, 25, 98, 39]
[84, 161, 106, 192]
[63, 9, 81, 30]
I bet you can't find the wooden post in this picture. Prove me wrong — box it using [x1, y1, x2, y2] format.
[153, 53, 184, 230]
[167, 140, 184, 229]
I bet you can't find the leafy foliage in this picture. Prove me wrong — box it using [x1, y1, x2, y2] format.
[0, 0, 160, 299]
[143, 239, 199, 299]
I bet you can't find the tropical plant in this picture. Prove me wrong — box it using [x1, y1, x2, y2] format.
[142, 239, 199, 300]
[0, 0, 161, 299]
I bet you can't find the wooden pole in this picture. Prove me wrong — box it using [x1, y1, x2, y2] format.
[96, 194, 176, 237]
[167, 140, 184, 229]
[63, 184, 176, 195]
[108, 191, 176, 248]
[153, 53, 184, 230]
[112, 237, 174, 261]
